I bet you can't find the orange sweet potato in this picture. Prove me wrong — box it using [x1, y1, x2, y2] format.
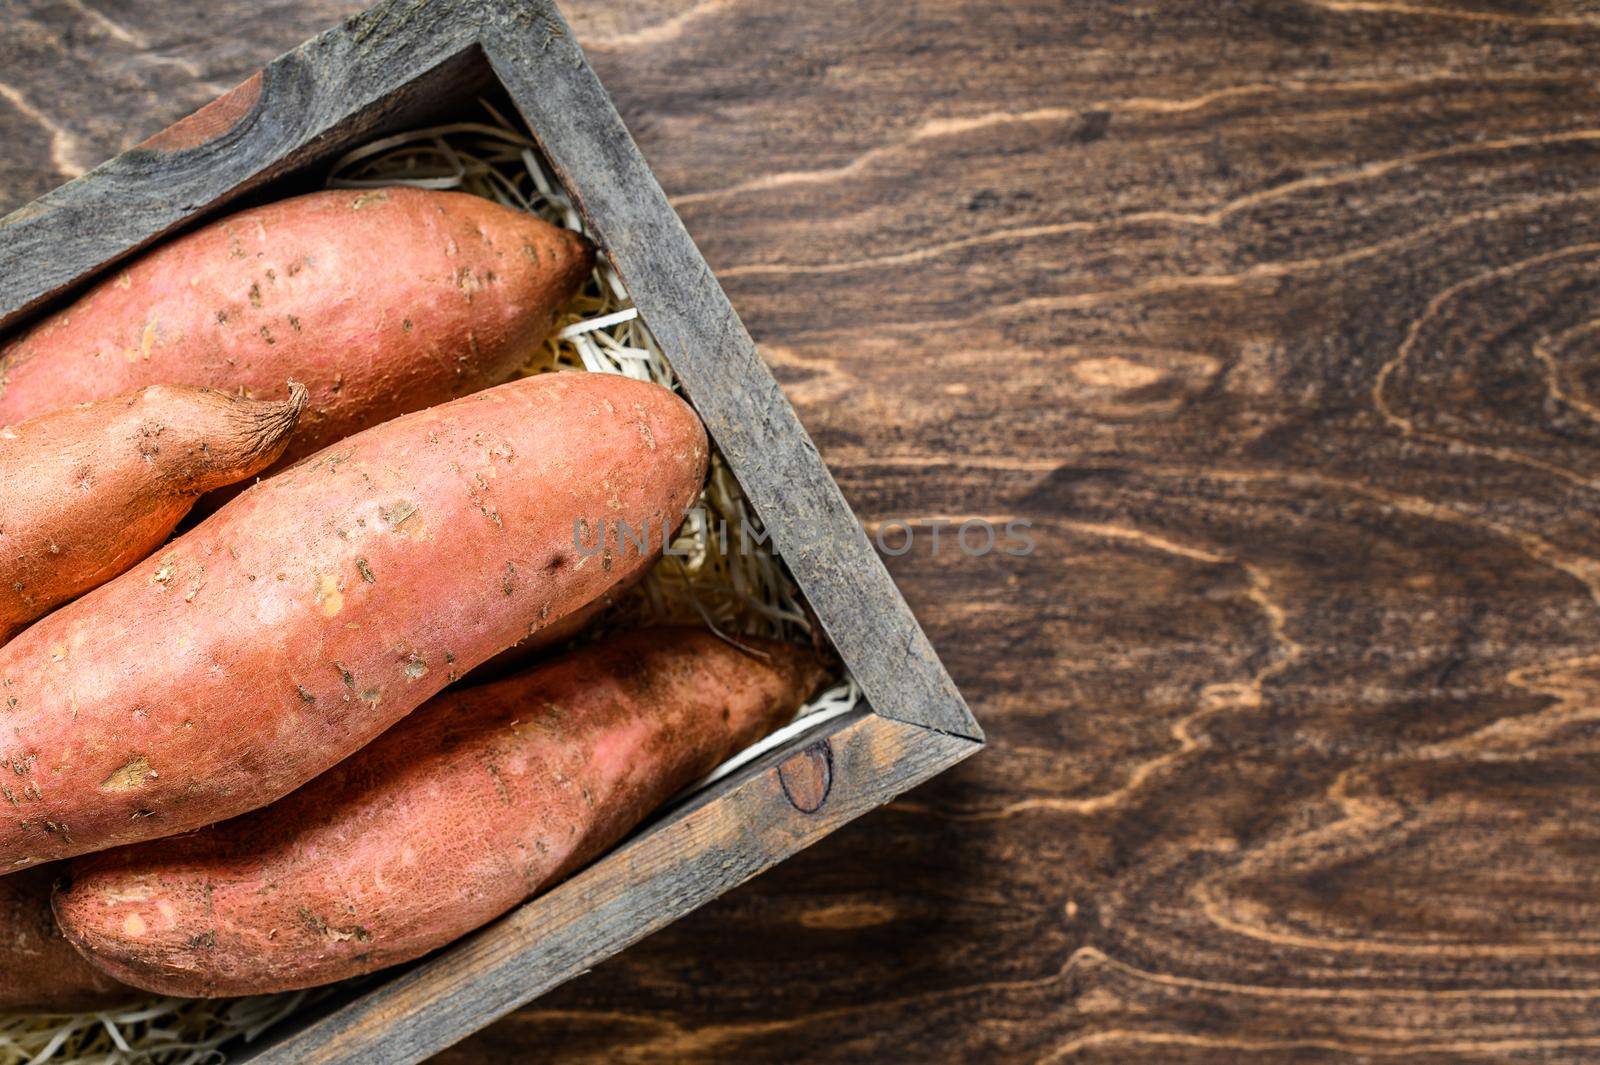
[468, 553, 651, 681]
[0, 188, 593, 468]
[55, 627, 825, 997]
[0, 373, 707, 868]
[0, 865, 134, 1011]
[0, 384, 304, 637]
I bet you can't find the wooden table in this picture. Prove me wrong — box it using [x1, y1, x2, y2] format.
[7, 1, 1600, 1060]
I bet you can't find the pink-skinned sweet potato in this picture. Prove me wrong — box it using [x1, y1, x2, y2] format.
[0, 188, 593, 469]
[467, 550, 652, 681]
[55, 627, 825, 997]
[0, 373, 707, 869]
[0, 865, 135, 1011]
[0, 384, 304, 636]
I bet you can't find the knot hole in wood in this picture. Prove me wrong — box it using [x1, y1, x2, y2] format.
[778, 740, 832, 814]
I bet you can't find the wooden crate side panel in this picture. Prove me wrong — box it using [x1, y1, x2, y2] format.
[241, 715, 979, 1064]
[479, 0, 982, 743]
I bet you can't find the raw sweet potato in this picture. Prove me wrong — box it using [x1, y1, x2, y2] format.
[468, 553, 651, 681]
[0, 384, 305, 636]
[0, 373, 707, 868]
[0, 188, 594, 468]
[55, 627, 826, 997]
[0, 865, 133, 1011]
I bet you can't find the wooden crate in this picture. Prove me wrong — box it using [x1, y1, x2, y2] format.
[0, 0, 983, 1060]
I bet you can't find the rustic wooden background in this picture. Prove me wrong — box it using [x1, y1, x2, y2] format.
[8, 0, 1600, 1060]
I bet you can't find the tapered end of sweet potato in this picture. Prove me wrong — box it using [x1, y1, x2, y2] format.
[485, 204, 596, 377]
[182, 380, 307, 494]
[409, 187, 596, 366]
[0, 865, 136, 1012]
[737, 634, 833, 729]
[612, 628, 831, 760]
[541, 223, 597, 307]
[0, 383, 311, 632]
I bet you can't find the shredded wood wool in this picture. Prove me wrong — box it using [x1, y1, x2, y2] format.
[0, 102, 857, 1065]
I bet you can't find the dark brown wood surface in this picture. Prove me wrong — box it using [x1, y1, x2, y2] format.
[6, 0, 1600, 1061]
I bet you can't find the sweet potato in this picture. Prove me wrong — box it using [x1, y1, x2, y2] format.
[0, 188, 593, 469]
[0, 373, 707, 868]
[0, 865, 133, 1011]
[0, 384, 304, 636]
[55, 627, 825, 997]
[469, 554, 651, 681]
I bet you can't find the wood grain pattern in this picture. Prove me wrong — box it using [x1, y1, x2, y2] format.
[137, 72, 262, 151]
[6, 0, 1600, 1061]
